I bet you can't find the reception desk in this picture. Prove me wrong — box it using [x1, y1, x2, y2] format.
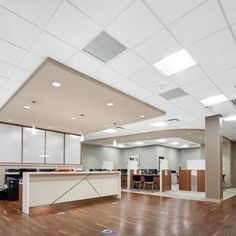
[22, 171, 121, 214]
[179, 170, 205, 192]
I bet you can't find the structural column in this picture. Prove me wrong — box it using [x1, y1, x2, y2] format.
[205, 115, 223, 202]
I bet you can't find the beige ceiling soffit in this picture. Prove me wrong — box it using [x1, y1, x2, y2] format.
[0, 58, 165, 135]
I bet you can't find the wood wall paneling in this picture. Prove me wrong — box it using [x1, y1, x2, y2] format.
[179, 170, 191, 191]
[197, 170, 205, 192]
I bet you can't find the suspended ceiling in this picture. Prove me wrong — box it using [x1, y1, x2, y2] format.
[0, 1, 236, 140]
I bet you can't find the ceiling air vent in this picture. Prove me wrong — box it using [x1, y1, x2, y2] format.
[167, 118, 180, 122]
[231, 99, 236, 105]
[116, 126, 124, 130]
[160, 88, 188, 100]
[82, 31, 126, 63]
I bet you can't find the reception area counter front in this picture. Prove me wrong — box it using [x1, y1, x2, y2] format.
[22, 171, 121, 214]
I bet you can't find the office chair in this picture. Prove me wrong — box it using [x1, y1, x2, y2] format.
[143, 175, 154, 191]
[132, 175, 142, 190]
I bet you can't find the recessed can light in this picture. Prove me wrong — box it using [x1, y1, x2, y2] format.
[106, 102, 114, 106]
[24, 105, 31, 109]
[52, 82, 61, 87]
[8, 119, 13, 122]
[139, 115, 145, 118]
[70, 117, 76, 120]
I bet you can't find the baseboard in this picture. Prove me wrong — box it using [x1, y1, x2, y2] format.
[205, 198, 223, 203]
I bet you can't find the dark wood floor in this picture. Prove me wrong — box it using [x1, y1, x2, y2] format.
[1, 192, 236, 236]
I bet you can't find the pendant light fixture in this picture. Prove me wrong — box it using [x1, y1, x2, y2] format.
[31, 101, 37, 135]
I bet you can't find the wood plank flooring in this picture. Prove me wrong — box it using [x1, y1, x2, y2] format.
[1, 192, 236, 235]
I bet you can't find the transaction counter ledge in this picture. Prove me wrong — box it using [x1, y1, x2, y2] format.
[22, 171, 121, 215]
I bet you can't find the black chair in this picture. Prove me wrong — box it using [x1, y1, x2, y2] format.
[132, 175, 142, 190]
[143, 175, 154, 191]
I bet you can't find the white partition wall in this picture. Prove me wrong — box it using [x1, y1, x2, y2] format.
[23, 128, 45, 163]
[0, 123, 82, 166]
[65, 134, 81, 164]
[0, 124, 22, 162]
[46, 131, 64, 164]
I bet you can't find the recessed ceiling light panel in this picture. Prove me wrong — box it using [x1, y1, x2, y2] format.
[170, 142, 179, 145]
[200, 95, 228, 106]
[150, 121, 168, 127]
[223, 115, 236, 121]
[181, 144, 189, 148]
[103, 128, 117, 133]
[156, 139, 167, 143]
[134, 141, 143, 145]
[153, 49, 196, 76]
[24, 105, 31, 109]
[70, 117, 76, 120]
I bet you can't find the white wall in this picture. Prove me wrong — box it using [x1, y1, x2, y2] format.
[82, 144, 180, 170]
[81, 144, 122, 170]
[156, 146, 179, 170]
[178, 148, 202, 169]
[122, 145, 157, 169]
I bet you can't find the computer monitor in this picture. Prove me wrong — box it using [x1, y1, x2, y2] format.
[148, 169, 157, 174]
[19, 168, 37, 179]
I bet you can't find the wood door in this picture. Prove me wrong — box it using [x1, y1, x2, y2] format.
[197, 170, 205, 192]
[179, 170, 191, 191]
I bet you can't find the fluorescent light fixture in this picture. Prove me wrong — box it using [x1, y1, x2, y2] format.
[150, 121, 168, 127]
[113, 139, 117, 146]
[106, 102, 114, 106]
[103, 128, 117, 133]
[170, 142, 179, 145]
[153, 49, 196, 76]
[223, 115, 236, 121]
[200, 95, 228, 106]
[156, 139, 167, 143]
[181, 144, 189, 148]
[24, 105, 31, 109]
[134, 141, 143, 145]
[117, 144, 125, 148]
[52, 82, 61, 87]
[70, 117, 76, 120]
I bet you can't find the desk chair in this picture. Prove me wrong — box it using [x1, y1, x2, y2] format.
[132, 175, 142, 190]
[143, 175, 154, 191]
